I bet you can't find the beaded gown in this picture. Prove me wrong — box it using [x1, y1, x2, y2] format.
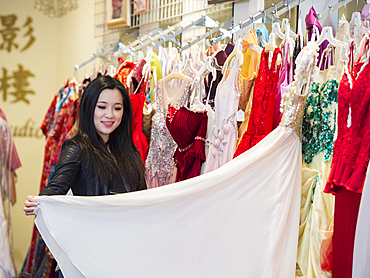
[145, 79, 191, 188]
[32, 42, 318, 278]
[296, 66, 338, 278]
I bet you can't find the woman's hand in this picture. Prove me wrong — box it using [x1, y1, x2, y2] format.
[24, 195, 39, 216]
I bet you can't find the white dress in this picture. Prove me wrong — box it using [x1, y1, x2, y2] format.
[203, 54, 240, 173]
[33, 43, 318, 278]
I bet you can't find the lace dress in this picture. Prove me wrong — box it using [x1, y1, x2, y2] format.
[203, 54, 240, 173]
[145, 79, 191, 188]
[33, 43, 318, 278]
[234, 47, 282, 158]
[323, 52, 370, 278]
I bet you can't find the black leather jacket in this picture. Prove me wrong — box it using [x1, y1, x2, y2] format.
[40, 139, 146, 196]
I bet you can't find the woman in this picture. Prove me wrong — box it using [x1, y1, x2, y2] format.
[24, 76, 146, 275]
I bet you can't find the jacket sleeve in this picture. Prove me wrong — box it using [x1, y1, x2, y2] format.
[39, 139, 80, 196]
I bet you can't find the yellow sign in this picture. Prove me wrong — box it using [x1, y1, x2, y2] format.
[0, 14, 35, 52]
[1, 64, 35, 104]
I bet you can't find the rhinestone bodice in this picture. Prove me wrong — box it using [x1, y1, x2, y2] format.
[279, 86, 309, 139]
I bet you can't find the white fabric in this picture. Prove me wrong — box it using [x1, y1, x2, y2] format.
[352, 164, 370, 278]
[0, 117, 16, 278]
[34, 124, 301, 278]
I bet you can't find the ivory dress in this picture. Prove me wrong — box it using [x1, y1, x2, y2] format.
[203, 54, 240, 173]
[33, 42, 318, 278]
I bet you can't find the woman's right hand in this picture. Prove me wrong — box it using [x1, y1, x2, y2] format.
[24, 195, 39, 216]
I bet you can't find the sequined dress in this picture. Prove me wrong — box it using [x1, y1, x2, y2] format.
[145, 80, 191, 188]
[296, 73, 338, 278]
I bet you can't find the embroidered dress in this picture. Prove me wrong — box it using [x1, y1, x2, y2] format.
[204, 53, 240, 173]
[113, 61, 136, 90]
[145, 79, 191, 188]
[21, 84, 77, 278]
[297, 76, 338, 278]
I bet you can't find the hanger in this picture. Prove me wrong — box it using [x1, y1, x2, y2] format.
[161, 69, 190, 84]
[350, 11, 362, 34]
[297, 11, 304, 49]
[280, 14, 295, 57]
[221, 37, 243, 75]
[271, 22, 285, 39]
[181, 58, 198, 76]
[315, 26, 345, 48]
[142, 45, 153, 79]
[356, 34, 369, 62]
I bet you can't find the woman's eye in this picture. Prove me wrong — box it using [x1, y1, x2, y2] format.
[114, 107, 122, 111]
[97, 106, 106, 109]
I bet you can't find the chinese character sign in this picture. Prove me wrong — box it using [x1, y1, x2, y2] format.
[1, 64, 35, 104]
[0, 14, 36, 53]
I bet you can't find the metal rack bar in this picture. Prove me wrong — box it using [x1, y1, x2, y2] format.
[180, 17, 234, 52]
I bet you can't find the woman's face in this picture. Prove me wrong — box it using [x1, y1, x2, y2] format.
[94, 88, 124, 143]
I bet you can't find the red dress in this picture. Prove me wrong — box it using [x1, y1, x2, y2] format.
[323, 51, 370, 278]
[324, 61, 370, 194]
[113, 61, 136, 90]
[234, 47, 282, 158]
[130, 80, 149, 164]
[166, 105, 208, 182]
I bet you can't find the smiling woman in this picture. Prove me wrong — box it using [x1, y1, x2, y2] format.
[23, 75, 146, 277]
[94, 88, 124, 143]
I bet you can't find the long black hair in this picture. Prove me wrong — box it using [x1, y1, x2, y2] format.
[73, 75, 145, 192]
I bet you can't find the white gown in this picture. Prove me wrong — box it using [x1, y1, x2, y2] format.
[34, 43, 318, 278]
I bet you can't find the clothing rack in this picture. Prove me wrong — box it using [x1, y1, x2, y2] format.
[152, 15, 227, 50]
[73, 44, 118, 72]
[317, 0, 354, 20]
[211, 0, 302, 46]
[211, 0, 354, 46]
[74, 0, 355, 72]
[179, 17, 234, 52]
